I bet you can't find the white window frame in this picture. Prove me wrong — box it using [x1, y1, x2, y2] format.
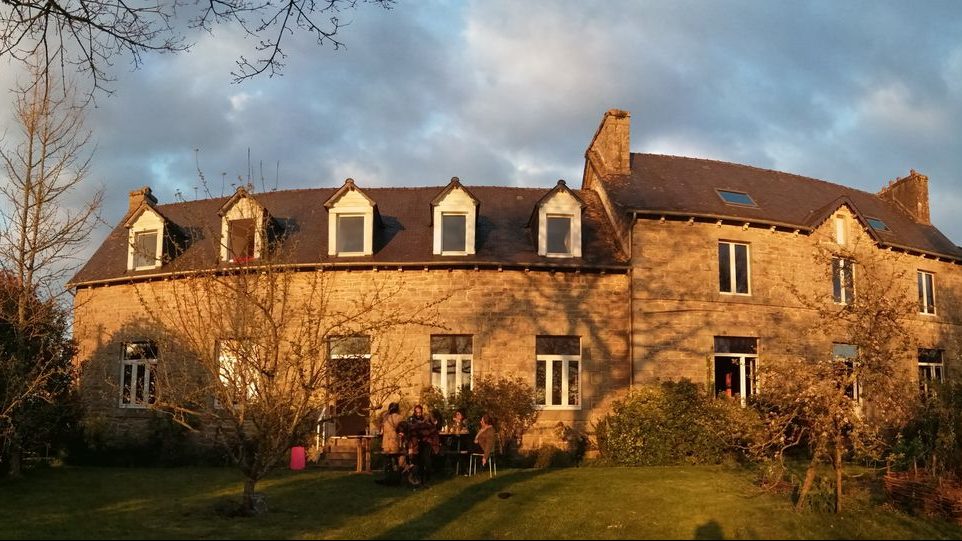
[220, 197, 265, 263]
[835, 215, 847, 245]
[545, 214, 574, 256]
[918, 349, 944, 395]
[918, 270, 937, 315]
[439, 212, 470, 256]
[334, 213, 367, 256]
[431, 354, 473, 398]
[131, 229, 161, 270]
[718, 241, 751, 296]
[126, 207, 165, 271]
[536, 355, 581, 410]
[713, 353, 758, 407]
[119, 342, 157, 408]
[833, 257, 855, 305]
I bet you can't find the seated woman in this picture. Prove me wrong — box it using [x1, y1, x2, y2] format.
[473, 414, 496, 466]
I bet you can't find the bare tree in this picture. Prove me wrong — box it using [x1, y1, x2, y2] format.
[0, 59, 102, 475]
[133, 221, 444, 514]
[0, 0, 394, 93]
[759, 237, 917, 512]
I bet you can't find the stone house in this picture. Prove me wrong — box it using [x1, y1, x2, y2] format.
[69, 109, 962, 447]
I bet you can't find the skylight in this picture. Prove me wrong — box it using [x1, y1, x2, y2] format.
[716, 189, 757, 207]
[866, 217, 890, 232]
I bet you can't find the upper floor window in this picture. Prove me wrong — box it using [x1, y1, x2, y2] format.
[125, 204, 165, 271]
[835, 215, 846, 245]
[535, 335, 580, 409]
[441, 214, 467, 253]
[718, 241, 750, 295]
[546, 215, 573, 255]
[832, 258, 855, 305]
[716, 189, 757, 207]
[714, 336, 757, 406]
[120, 341, 157, 408]
[431, 335, 473, 398]
[833, 343, 860, 403]
[534, 180, 583, 258]
[336, 215, 365, 254]
[918, 348, 944, 395]
[227, 218, 256, 262]
[325, 179, 377, 257]
[132, 230, 159, 269]
[866, 217, 889, 232]
[918, 271, 936, 315]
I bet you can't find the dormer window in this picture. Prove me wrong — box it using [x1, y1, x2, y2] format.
[533, 180, 584, 258]
[432, 178, 479, 256]
[547, 215, 572, 255]
[717, 189, 757, 207]
[219, 188, 267, 263]
[124, 196, 166, 271]
[325, 178, 378, 257]
[228, 218, 256, 262]
[337, 215, 365, 254]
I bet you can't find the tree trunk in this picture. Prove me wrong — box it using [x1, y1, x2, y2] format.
[795, 447, 821, 512]
[833, 443, 843, 513]
[8, 432, 23, 478]
[242, 476, 257, 515]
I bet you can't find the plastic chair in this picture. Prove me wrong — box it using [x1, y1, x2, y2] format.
[469, 453, 497, 478]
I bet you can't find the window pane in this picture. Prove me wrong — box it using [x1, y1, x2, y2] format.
[431, 359, 442, 389]
[568, 361, 579, 406]
[442, 214, 466, 252]
[431, 335, 473, 355]
[919, 348, 943, 364]
[330, 335, 370, 356]
[718, 243, 732, 293]
[714, 336, 757, 354]
[535, 361, 546, 405]
[337, 216, 365, 253]
[714, 356, 740, 397]
[135, 364, 145, 403]
[925, 273, 935, 313]
[832, 259, 843, 302]
[547, 216, 571, 254]
[833, 343, 858, 360]
[745, 359, 754, 398]
[147, 367, 156, 404]
[229, 219, 255, 260]
[461, 359, 472, 390]
[134, 231, 157, 267]
[122, 364, 132, 404]
[918, 272, 925, 311]
[536, 336, 580, 355]
[717, 190, 756, 206]
[552, 360, 563, 405]
[734, 243, 749, 294]
[446, 359, 457, 393]
[843, 261, 854, 303]
[867, 217, 889, 231]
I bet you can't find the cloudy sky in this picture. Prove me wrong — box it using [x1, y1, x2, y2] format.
[4, 0, 962, 258]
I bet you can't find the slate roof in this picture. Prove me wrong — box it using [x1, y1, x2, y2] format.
[602, 153, 962, 259]
[69, 186, 628, 286]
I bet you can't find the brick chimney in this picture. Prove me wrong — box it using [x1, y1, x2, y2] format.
[128, 186, 157, 213]
[877, 170, 930, 224]
[585, 109, 631, 178]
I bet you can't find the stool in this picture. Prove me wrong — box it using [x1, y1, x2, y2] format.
[469, 453, 497, 478]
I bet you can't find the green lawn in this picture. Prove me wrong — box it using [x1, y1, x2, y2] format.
[0, 465, 958, 539]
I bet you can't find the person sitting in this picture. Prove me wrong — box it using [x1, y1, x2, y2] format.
[408, 404, 426, 423]
[473, 414, 496, 467]
[447, 409, 468, 434]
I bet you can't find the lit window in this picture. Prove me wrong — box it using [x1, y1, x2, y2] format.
[132, 230, 159, 269]
[718, 241, 750, 295]
[833, 343, 860, 403]
[918, 271, 936, 315]
[918, 348, 944, 395]
[546, 216, 573, 255]
[228, 219, 256, 262]
[717, 190, 757, 207]
[835, 215, 846, 245]
[441, 214, 467, 253]
[535, 336, 580, 409]
[337, 215, 365, 254]
[866, 217, 889, 232]
[430, 335, 473, 398]
[120, 341, 157, 408]
[713, 337, 757, 406]
[832, 258, 855, 305]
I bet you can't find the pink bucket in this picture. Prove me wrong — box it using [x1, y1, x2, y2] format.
[290, 446, 306, 470]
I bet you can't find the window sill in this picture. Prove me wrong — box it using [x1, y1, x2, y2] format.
[536, 405, 582, 411]
[544, 252, 576, 258]
[335, 252, 368, 257]
[440, 251, 471, 256]
[118, 403, 150, 410]
[918, 311, 938, 317]
[130, 264, 162, 272]
[719, 292, 752, 297]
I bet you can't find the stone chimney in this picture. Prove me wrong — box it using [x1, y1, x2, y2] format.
[128, 186, 157, 213]
[877, 170, 930, 224]
[585, 109, 631, 178]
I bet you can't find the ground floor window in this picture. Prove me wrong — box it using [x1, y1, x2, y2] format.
[713, 336, 757, 406]
[918, 348, 944, 395]
[430, 335, 473, 398]
[833, 343, 860, 403]
[120, 341, 157, 407]
[535, 336, 580, 409]
[329, 335, 371, 436]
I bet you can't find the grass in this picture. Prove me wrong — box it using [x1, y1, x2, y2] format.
[0, 464, 959, 539]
